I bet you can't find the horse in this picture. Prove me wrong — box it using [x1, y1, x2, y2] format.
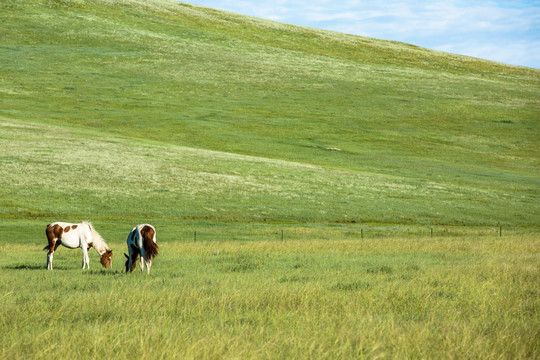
[44, 221, 113, 270]
[124, 224, 158, 274]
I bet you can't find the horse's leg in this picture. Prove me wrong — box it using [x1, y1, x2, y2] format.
[47, 251, 53, 270]
[127, 251, 133, 273]
[46, 241, 61, 270]
[46, 242, 54, 270]
[128, 254, 135, 272]
[140, 256, 145, 272]
[46, 224, 62, 270]
[81, 246, 90, 269]
[139, 250, 145, 272]
[145, 259, 152, 274]
[137, 242, 144, 272]
[127, 244, 138, 272]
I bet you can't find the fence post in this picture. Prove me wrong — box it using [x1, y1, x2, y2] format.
[500, 225, 502, 237]
[281, 229, 284, 241]
[431, 228, 433, 237]
[194, 231, 197, 242]
[361, 229, 364, 240]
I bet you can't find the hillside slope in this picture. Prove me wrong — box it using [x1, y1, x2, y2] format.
[1, 0, 539, 228]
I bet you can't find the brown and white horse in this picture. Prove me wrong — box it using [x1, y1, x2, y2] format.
[124, 224, 158, 274]
[44, 222, 113, 270]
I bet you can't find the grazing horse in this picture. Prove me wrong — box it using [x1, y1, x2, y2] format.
[44, 222, 113, 270]
[124, 224, 158, 274]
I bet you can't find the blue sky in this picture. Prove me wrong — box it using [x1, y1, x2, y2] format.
[185, 0, 540, 69]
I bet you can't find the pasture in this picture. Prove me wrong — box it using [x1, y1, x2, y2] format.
[1, 0, 539, 358]
[1, 229, 538, 359]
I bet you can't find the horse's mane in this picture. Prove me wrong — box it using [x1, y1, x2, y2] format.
[83, 221, 110, 253]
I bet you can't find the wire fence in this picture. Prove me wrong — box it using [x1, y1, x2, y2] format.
[156, 223, 530, 243]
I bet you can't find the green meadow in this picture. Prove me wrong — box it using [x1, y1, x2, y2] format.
[1, 236, 539, 359]
[1, 0, 539, 358]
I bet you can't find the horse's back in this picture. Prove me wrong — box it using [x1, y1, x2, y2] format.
[49, 221, 74, 229]
[126, 224, 157, 247]
[139, 224, 155, 240]
[48, 222, 89, 248]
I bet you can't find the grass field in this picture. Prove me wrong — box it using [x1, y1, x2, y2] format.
[1, 0, 539, 358]
[1, 234, 538, 359]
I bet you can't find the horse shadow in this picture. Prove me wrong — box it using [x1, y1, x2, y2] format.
[3, 264, 73, 270]
[84, 269, 124, 276]
[4, 264, 47, 270]
[4, 264, 125, 274]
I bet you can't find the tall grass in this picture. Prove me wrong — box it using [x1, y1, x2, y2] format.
[1, 234, 538, 359]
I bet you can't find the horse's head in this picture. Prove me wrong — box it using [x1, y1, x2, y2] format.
[100, 249, 113, 268]
[124, 253, 139, 272]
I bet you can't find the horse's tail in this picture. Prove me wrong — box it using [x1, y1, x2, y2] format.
[44, 224, 52, 251]
[140, 225, 158, 260]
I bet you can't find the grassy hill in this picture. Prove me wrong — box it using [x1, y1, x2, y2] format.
[1, 2, 539, 358]
[1, 0, 539, 233]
